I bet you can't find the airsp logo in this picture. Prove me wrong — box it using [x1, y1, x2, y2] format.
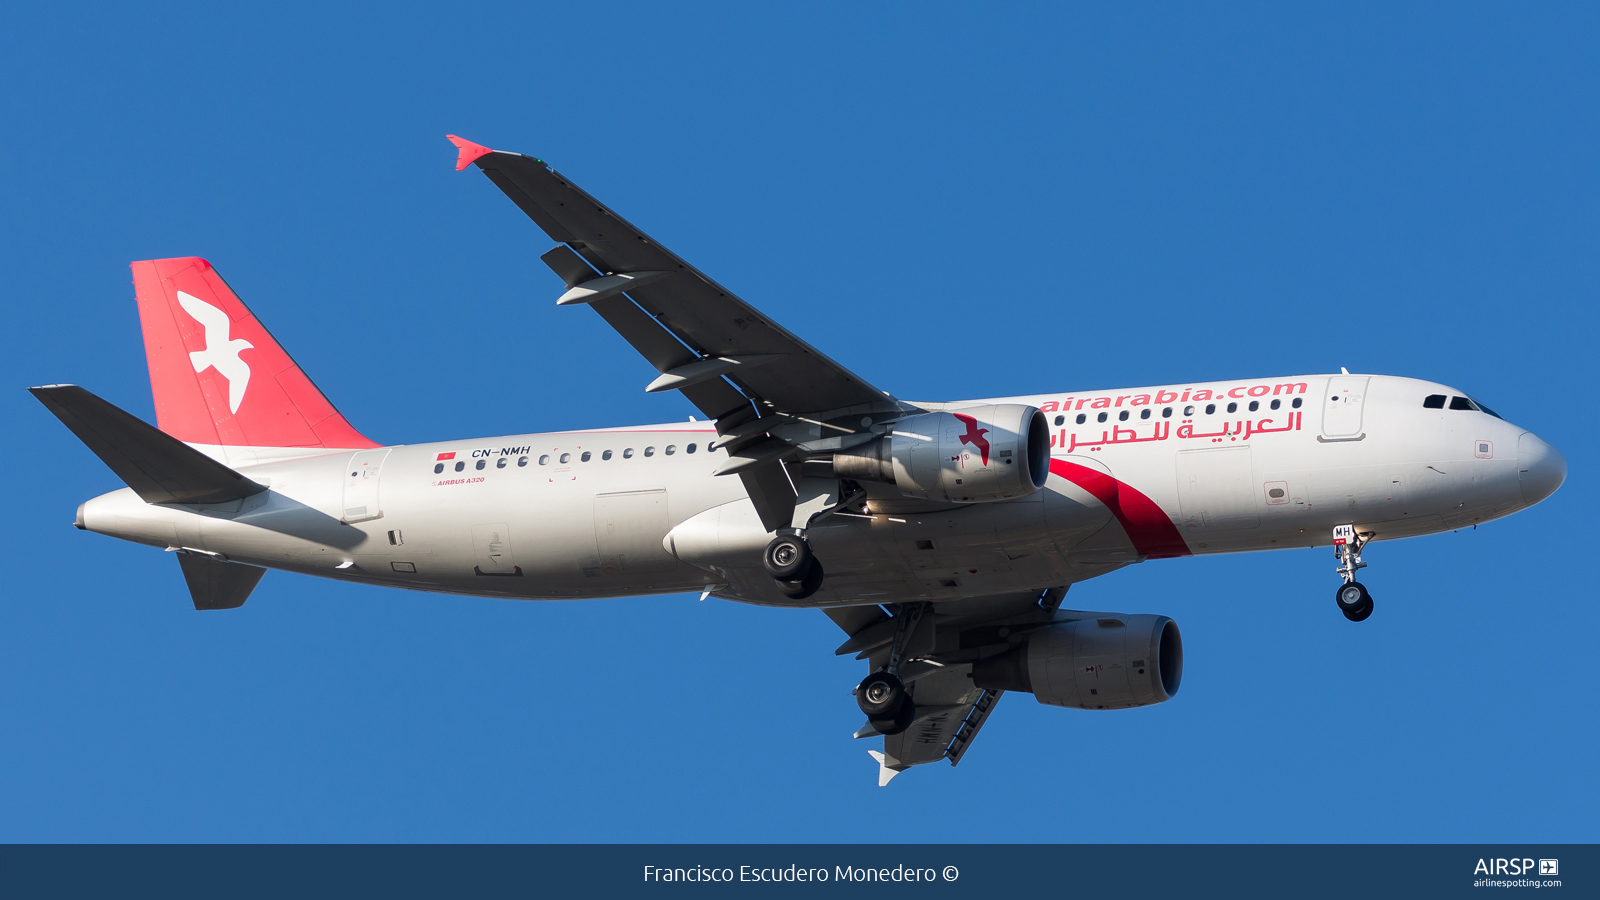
[177, 290, 253, 413]
[1473, 858, 1555, 876]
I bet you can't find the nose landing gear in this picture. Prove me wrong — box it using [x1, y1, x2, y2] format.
[1332, 523, 1374, 621]
[1335, 581, 1373, 621]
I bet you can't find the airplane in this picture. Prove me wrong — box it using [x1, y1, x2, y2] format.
[30, 135, 1567, 785]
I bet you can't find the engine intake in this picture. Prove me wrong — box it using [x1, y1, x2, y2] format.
[833, 405, 1050, 503]
[971, 614, 1182, 709]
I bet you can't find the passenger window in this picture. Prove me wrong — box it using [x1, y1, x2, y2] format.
[602, 449, 612, 460]
[581, 451, 592, 462]
[559, 453, 571, 464]
[1226, 402, 1238, 413]
[518, 456, 528, 467]
[1117, 410, 1129, 421]
[1184, 405, 1195, 416]
[1054, 415, 1064, 426]
[539, 455, 549, 465]
[687, 443, 697, 454]
[1162, 407, 1172, 418]
[623, 448, 634, 459]
[1096, 412, 1108, 423]
[433, 463, 444, 474]
[1248, 400, 1258, 412]
[1291, 398, 1302, 408]
[1075, 413, 1086, 424]
[475, 459, 486, 470]
[1205, 404, 1216, 415]
[1449, 396, 1477, 411]
[666, 445, 676, 455]
[454, 461, 465, 472]
[644, 447, 655, 457]
[1270, 399, 1281, 410]
[1140, 408, 1151, 419]
[1423, 394, 1446, 409]
[496, 457, 507, 468]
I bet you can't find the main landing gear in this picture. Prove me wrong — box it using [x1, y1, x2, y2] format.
[763, 533, 824, 600]
[1332, 523, 1374, 622]
[853, 603, 928, 736]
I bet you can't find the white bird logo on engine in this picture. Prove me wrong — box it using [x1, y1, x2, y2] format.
[176, 290, 253, 414]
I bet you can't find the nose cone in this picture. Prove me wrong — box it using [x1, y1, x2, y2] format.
[1517, 432, 1567, 507]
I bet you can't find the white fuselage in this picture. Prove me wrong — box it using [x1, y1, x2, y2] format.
[78, 373, 1564, 607]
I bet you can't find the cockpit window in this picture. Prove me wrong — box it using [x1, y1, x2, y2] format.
[1449, 396, 1477, 412]
[1423, 394, 1446, 409]
[1469, 396, 1503, 419]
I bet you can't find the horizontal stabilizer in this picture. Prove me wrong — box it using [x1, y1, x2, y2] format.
[177, 552, 265, 610]
[30, 384, 268, 504]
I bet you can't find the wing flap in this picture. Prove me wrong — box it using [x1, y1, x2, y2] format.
[881, 666, 987, 771]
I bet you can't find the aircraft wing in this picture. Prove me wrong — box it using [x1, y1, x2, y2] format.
[450, 136, 913, 530]
[824, 601, 1020, 785]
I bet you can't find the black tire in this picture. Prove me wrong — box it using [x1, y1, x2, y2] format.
[857, 671, 907, 718]
[1342, 596, 1374, 622]
[776, 558, 824, 600]
[870, 701, 915, 736]
[1335, 581, 1370, 614]
[763, 535, 813, 579]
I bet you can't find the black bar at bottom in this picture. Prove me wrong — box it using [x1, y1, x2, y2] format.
[0, 844, 1590, 899]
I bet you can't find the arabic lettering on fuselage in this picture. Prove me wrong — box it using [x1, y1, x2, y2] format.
[1057, 412, 1303, 452]
[1042, 380, 1310, 453]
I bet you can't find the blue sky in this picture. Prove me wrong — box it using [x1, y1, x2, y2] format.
[1, 3, 1594, 841]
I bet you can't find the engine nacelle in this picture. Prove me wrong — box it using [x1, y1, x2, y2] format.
[971, 614, 1182, 709]
[833, 404, 1050, 503]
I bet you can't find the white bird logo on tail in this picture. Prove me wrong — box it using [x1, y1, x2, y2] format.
[176, 290, 253, 414]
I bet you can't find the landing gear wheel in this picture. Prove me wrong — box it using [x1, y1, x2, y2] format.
[871, 703, 914, 736]
[857, 671, 913, 735]
[1335, 581, 1374, 622]
[776, 558, 824, 600]
[763, 535, 813, 580]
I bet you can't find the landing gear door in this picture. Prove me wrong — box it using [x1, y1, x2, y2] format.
[1321, 376, 1369, 439]
[341, 449, 390, 523]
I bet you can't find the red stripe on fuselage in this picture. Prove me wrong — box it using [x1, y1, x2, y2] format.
[1048, 459, 1192, 560]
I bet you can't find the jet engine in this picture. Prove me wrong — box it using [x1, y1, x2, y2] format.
[970, 614, 1182, 709]
[833, 404, 1050, 503]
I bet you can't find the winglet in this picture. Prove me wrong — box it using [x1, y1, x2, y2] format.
[446, 134, 494, 171]
[867, 750, 902, 787]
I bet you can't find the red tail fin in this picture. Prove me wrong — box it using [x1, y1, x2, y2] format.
[131, 257, 377, 450]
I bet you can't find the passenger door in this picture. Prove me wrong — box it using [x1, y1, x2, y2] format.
[341, 449, 390, 523]
[1321, 375, 1370, 440]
